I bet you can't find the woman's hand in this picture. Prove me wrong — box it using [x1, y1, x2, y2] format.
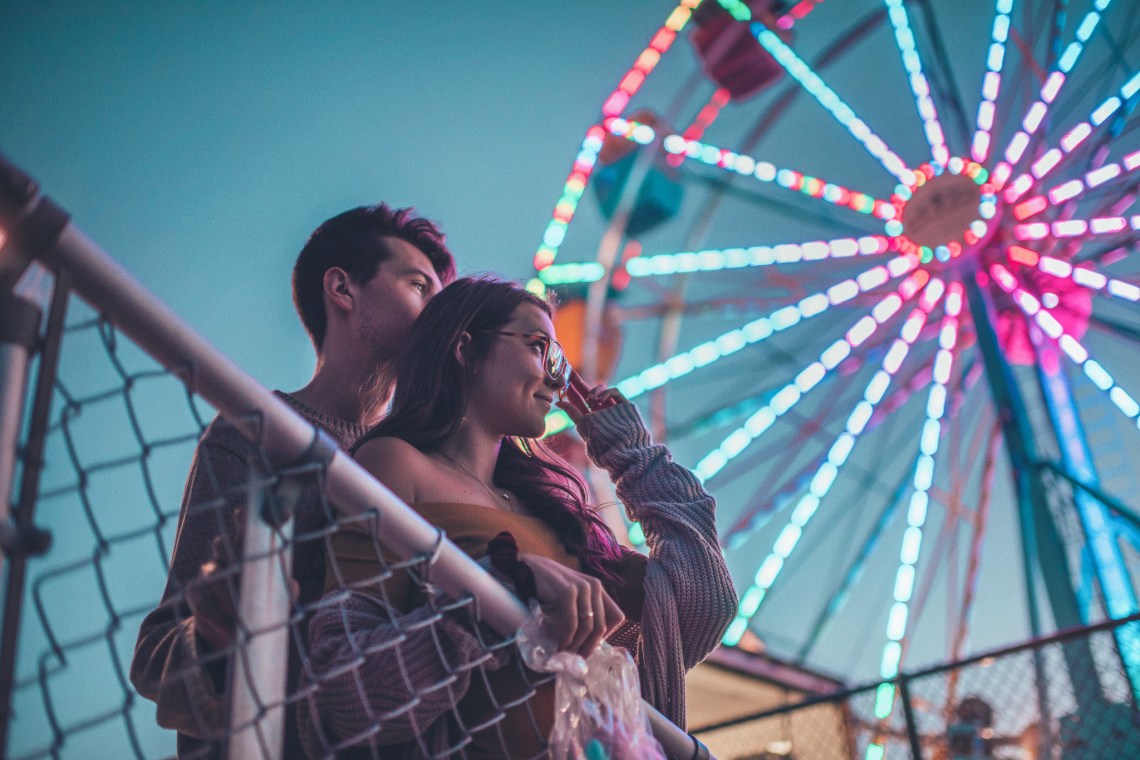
[519, 553, 625, 658]
[555, 370, 628, 427]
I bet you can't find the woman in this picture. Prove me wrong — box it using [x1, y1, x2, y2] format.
[300, 277, 736, 759]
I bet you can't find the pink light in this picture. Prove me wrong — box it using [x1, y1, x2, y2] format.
[1031, 149, 1063, 179]
[1086, 164, 1121, 187]
[990, 264, 1018, 291]
[1060, 123, 1092, 152]
[1039, 256, 1072, 277]
[1005, 174, 1034, 201]
[1008, 246, 1040, 266]
[978, 101, 995, 130]
[1052, 219, 1088, 237]
[1005, 132, 1031, 164]
[1014, 196, 1048, 219]
[992, 162, 1013, 188]
[1023, 102, 1048, 133]
[1125, 150, 1140, 171]
[1049, 180, 1084, 204]
[1015, 222, 1049, 241]
[1089, 217, 1127, 234]
[971, 133, 990, 163]
[1072, 268, 1108, 289]
[1014, 291, 1041, 313]
[946, 282, 964, 315]
[1041, 72, 1065, 103]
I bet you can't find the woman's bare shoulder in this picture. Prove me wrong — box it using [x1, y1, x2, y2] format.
[353, 436, 430, 502]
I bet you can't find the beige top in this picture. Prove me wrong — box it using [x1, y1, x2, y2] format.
[326, 501, 647, 758]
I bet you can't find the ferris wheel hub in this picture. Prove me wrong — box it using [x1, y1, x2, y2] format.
[886, 158, 997, 265]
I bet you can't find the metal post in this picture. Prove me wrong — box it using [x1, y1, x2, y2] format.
[227, 480, 293, 760]
[897, 676, 924, 759]
[0, 154, 708, 760]
[0, 273, 65, 758]
[0, 293, 41, 560]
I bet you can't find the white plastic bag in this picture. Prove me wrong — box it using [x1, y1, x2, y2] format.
[518, 610, 666, 760]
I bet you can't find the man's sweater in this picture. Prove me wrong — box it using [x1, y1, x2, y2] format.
[130, 392, 367, 760]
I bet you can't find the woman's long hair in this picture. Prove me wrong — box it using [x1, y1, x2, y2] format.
[354, 276, 625, 583]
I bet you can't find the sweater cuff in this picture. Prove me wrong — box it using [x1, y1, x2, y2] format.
[578, 402, 650, 465]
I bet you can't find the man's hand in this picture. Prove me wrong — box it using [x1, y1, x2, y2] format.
[185, 534, 299, 652]
[519, 553, 625, 658]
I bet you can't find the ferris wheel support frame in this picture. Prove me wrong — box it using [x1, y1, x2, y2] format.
[1031, 324, 1140, 701]
[965, 268, 1110, 729]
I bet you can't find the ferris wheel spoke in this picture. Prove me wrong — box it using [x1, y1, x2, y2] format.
[883, 0, 950, 164]
[721, 280, 946, 647]
[695, 270, 936, 485]
[1002, 70, 1140, 202]
[603, 117, 897, 220]
[1014, 213, 1140, 242]
[1013, 147, 1140, 220]
[1008, 246, 1140, 303]
[869, 283, 964, 728]
[615, 257, 920, 402]
[991, 0, 1118, 189]
[747, 25, 916, 185]
[971, 0, 1016, 163]
[537, 235, 895, 287]
[991, 262, 1140, 430]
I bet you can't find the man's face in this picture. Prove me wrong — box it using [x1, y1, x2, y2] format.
[352, 237, 443, 364]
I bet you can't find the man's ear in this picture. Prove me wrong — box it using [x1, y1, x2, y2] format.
[323, 267, 355, 315]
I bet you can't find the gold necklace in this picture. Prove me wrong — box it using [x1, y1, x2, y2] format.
[436, 450, 513, 512]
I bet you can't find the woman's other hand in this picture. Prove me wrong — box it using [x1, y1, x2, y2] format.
[519, 553, 625, 658]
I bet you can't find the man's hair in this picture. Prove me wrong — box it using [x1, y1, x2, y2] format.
[292, 203, 457, 350]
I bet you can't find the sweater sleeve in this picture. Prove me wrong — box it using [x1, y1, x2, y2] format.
[298, 524, 514, 756]
[578, 402, 738, 727]
[130, 437, 251, 739]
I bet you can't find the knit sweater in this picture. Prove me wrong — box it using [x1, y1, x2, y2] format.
[130, 391, 367, 760]
[298, 402, 738, 758]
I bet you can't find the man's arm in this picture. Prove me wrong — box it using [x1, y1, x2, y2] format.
[130, 433, 253, 739]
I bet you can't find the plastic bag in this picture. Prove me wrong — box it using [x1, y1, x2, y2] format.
[518, 608, 666, 760]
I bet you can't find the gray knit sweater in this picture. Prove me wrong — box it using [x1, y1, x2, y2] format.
[297, 402, 737, 758]
[130, 392, 367, 760]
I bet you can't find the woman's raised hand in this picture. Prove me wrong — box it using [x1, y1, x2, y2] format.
[519, 552, 625, 658]
[555, 370, 628, 427]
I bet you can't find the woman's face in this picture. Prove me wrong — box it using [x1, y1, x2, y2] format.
[467, 302, 564, 439]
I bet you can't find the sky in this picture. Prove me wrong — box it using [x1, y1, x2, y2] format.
[3, 1, 1140, 757]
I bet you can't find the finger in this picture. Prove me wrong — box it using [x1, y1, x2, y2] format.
[601, 590, 625, 633]
[581, 582, 608, 657]
[549, 587, 579, 651]
[554, 398, 583, 428]
[568, 581, 595, 654]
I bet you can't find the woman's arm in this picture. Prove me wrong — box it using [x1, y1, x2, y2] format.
[562, 386, 737, 726]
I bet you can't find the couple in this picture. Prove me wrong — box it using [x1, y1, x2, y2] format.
[132, 204, 737, 759]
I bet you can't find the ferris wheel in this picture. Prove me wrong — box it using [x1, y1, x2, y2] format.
[530, 0, 1140, 750]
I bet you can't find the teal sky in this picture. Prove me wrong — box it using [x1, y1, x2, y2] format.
[1, 1, 665, 392]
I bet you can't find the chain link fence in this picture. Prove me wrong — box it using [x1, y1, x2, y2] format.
[693, 612, 1140, 759]
[0, 163, 700, 759]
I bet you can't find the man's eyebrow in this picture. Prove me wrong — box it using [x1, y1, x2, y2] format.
[401, 266, 438, 284]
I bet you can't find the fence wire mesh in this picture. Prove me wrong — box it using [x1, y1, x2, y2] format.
[2, 292, 550, 759]
[693, 613, 1140, 760]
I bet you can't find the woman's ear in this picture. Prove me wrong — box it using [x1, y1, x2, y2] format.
[454, 331, 473, 370]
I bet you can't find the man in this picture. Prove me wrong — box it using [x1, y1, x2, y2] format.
[130, 204, 456, 759]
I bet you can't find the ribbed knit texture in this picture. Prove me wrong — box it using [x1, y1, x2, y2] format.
[577, 402, 737, 726]
[130, 392, 365, 760]
[298, 402, 737, 755]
